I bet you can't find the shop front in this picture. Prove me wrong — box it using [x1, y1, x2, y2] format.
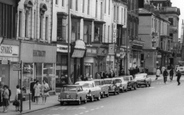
[20, 41, 56, 93]
[84, 47, 97, 78]
[70, 40, 86, 83]
[56, 44, 69, 87]
[0, 40, 20, 100]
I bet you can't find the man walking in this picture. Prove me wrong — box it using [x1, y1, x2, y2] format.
[176, 70, 181, 85]
[155, 68, 161, 80]
[163, 69, 168, 84]
[169, 68, 174, 81]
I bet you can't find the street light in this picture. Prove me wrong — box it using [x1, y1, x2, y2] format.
[67, 0, 71, 84]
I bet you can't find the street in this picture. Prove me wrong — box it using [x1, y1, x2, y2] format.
[25, 77, 184, 115]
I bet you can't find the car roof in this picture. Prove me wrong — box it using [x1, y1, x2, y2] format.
[62, 85, 82, 87]
[93, 79, 103, 81]
[103, 78, 113, 80]
[75, 81, 94, 84]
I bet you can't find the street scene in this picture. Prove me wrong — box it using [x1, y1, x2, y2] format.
[0, 0, 184, 115]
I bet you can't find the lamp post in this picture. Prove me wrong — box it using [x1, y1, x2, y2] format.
[67, 0, 71, 84]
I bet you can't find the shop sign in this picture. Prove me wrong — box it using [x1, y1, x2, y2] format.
[57, 44, 70, 53]
[33, 50, 46, 57]
[86, 48, 97, 54]
[0, 45, 19, 57]
[112, 23, 117, 43]
[13, 63, 21, 71]
[108, 44, 115, 55]
[72, 49, 85, 58]
[98, 48, 107, 56]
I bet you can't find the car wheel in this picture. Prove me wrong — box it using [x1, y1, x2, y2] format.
[124, 88, 127, 92]
[134, 85, 137, 90]
[106, 92, 109, 97]
[149, 82, 151, 87]
[90, 95, 94, 102]
[84, 96, 87, 104]
[78, 98, 82, 105]
[60, 101, 64, 105]
[96, 93, 101, 101]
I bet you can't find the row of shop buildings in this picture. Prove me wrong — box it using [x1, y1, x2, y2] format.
[0, 0, 181, 100]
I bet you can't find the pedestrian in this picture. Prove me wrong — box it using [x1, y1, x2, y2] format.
[0, 82, 4, 110]
[41, 80, 50, 104]
[2, 85, 9, 112]
[34, 80, 41, 104]
[155, 68, 161, 80]
[163, 69, 168, 84]
[13, 85, 21, 111]
[176, 70, 181, 85]
[30, 79, 36, 102]
[169, 68, 174, 81]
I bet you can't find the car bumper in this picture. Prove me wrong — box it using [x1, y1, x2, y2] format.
[137, 81, 147, 85]
[108, 89, 116, 93]
[58, 98, 80, 102]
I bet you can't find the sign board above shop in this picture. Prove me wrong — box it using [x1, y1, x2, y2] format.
[57, 44, 70, 53]
[72, 49, 85, 58]
[0, 44, 19, 57]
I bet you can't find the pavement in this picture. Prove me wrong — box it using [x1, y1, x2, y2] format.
[0, 94, 59, 115]
[0, 74, 177, 115]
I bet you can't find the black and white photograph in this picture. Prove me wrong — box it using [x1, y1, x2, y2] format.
[0, 0, 184, 115]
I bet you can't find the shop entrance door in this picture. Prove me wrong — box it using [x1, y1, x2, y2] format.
[0, 65, 10, 86]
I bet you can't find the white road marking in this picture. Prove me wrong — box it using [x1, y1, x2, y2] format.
[79, 112, 84, 114]
[90, 109, 94, 111]
[85, 111, 89, 113]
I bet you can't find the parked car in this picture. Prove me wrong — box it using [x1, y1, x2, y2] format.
[93, 79, 109, 97]
[75, 81, 101, 102]
[103, 78, 120, 95]
[123, 75, 137, 90]
[176, 66, 184, 75]
[58, 85, 88, 105]
[112, 77, 128, 92]
[135, 73, 151, 87]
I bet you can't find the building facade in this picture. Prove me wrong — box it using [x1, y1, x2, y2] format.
[17, 0, 57, 96]
[139, 8, 170, 73]
[52, 0, 128, 85]
[0, 0, 20, 100]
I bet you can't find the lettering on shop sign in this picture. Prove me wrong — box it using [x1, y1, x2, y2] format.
[0, 46, 12, 54]
[33, 50, 46, 57]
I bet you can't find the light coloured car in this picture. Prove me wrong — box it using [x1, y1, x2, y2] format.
[75, 81, 101, 102]
[123, 75, 137, 90]
[135, 73, 151, 87]
[176, 66, 184, 75]
[103, 78, 120, 95]
[93, 79, 109, 98]
[112, 77, 128, 92]
[58, 85, 88, 105]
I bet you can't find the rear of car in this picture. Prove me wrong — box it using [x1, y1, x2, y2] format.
[113, 77, 128, 92]
[104, 78, 120, 95]
[135, 73, 151, 87]
[176, 66, 184, 75]
[94, 79, 109, 98]
[58, 85, 86, 105]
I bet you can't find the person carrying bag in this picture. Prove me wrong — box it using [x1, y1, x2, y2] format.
[13, 85, 21, 111]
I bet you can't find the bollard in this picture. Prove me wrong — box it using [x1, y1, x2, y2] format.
[29, 93, 31, 110]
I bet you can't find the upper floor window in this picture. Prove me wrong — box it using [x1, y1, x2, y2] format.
[87, 0, 90, 14]
[82, 0, 85, 13]
[104, 0, 106, 14]
[95, 0, 98, 18]
[70, 0, 73, 9]
[45, 17, 48, 41]
[83, 21, 91, 44]
[61, 0, 64, 7]
[168, 18, 173, 26]
[55, 0, 58, 5]
[100, 2, 103, 19]
[94, 23, 103, 43]
[108, 0, 110, 15]
[76, 0, 78, 11]
[57, 15, 67, 42]
[19, 11, 22, 37]
[117, 6, 119, 22]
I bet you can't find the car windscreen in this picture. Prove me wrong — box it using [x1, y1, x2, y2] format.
[94, 81, 101, 86]
[104, 80, 112, 84]
[114, 79, 122, 83]
[61, 86, 77, 92]
[123, 77, 129, 81]
[136, 75, 145, 78]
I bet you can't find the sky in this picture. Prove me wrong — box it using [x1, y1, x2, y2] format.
[171, 0, 184, 37]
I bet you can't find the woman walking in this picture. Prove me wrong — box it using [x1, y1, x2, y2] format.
[2, 85, 9, 112]
[155, 68, 161, 80]
[34, 80, 41, 104]
[13, 85, 21, 111]
[169, 68, 174, 81]
[176, 70, 181, 85]
[41, 80, 50, 104]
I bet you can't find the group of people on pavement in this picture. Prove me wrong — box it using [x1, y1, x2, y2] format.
[156, 66, 181, 85]
[0, 82, 12, 113]
[30, 79, 50, 105]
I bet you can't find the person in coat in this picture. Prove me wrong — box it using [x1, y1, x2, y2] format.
[169, 68, 174, 81]
[155, 68, 161, 80]
[163, 69, 168, 84]
[176, 70, 181, 85]
[30, 79, 36, 102]
[34, 80, 41, 104]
